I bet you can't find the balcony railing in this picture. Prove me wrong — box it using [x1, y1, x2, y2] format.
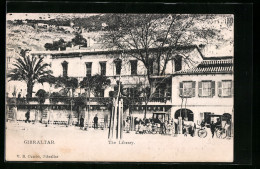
[6, 96, 171, 105]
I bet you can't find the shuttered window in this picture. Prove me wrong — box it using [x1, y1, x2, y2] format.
[179, 82, 183, 97]
[198, 81, 215, 97]
[192, 81, 196, 97]
[179, 81, 196, 97]
[218, 80, 232, 97]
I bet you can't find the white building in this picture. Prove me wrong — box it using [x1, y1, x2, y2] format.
[6, 44, 233, 127]
[171, 57, 233, 126]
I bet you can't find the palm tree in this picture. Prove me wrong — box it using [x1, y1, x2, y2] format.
[7, 49, 52, 99]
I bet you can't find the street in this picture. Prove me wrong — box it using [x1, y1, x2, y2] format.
[5, 121, 233, 162]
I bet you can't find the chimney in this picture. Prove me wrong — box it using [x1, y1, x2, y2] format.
[87, 37, 91, 47]
[198, 44, 206, 57]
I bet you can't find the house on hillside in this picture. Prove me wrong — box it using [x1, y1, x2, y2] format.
[37, 23, 49, 29]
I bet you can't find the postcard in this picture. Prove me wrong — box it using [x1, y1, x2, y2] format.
[6, 13, 234, 162]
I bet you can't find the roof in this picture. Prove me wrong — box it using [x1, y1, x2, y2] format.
[175, 58, 233, 75]
[30, 45, 204, 59]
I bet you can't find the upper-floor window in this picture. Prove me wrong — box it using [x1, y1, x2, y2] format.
[114, 59, 122, 75]
[148, 59, 154, 75]
[198, 81, 215, 97]
[166, 85, 172, 97]
[179, 81, 195, 97]
[154, 84, 166, 98]
[148, 58, 159, 75]
[61, 61, 68, 77]
[130, 60, 137, 75]
[218, 80, 232, 97]
[86, 62, 92, 76]
[100, 62, 106, 76]
[174, 56, 182, 71]
[153, 61, 159, 75]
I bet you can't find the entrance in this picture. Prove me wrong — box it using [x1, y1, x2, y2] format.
[174, 109, 194, 121]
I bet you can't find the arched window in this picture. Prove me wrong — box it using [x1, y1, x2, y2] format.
[114, 58, 122, 75]
[61, 61, 68, 77]
[174, 55, 182, 71]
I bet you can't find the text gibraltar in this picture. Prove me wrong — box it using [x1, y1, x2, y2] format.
[24, 140, 55, 144]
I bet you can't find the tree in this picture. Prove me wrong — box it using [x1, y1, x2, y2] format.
[80, 74, 111, 97]
[71, 32, 88, 47]
[54, 76, 79, 97]
[35, 89, 48, 123]
[102, 14, 230, 82]
[80, 74, 111, 128]
[109, 81, 143, 116]
[102, 14, 230, 119]
[7, 49, 52, 99]
[44, 33, 88, 50]
[44, 38, 67, 51]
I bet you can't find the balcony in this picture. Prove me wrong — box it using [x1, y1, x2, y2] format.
[6, 96, 171, 106]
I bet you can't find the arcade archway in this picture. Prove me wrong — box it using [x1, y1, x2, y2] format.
[174, 109, 194, 121]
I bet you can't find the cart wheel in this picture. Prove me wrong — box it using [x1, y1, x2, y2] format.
[198, 129, 207, 138]
[217, 129, 227, 139]
[221, 131, 227, 139]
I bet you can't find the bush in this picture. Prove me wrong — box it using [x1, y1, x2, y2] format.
[36, 89, 48, 104]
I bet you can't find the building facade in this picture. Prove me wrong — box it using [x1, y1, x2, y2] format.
[6, 44, 233, 128]
[171, 57, 233, 127]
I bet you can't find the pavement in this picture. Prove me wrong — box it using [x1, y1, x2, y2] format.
[5, 121, 233, 162]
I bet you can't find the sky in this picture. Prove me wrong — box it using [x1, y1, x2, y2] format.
[6, 13, 99, 21]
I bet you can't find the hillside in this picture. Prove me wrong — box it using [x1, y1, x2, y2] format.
[6, 14, 234, 57]
[6, 21, 103, 52]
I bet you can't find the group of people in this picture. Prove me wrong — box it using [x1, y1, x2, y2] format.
[133, 118, 176, 135]
[79, 114, 99, 130]
[131, 116, 231, 138]
[200, 118, 232, 138]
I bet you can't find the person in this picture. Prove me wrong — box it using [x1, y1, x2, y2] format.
[140, 121, 145, 134]
[104, 114, 108, 128]
[224, 119, 231, 137]
[162, 120, 168, 134]
[25, 109, 30, 123]
[94, 114, 98, 129]
[18, 92, 21, 99]
[183, 119, 188, 137]
[146, 119, 152, 134]
[125, 119, 130, 133]
[80, 116, 84, 130]
[200, 119, 206, 128]
[67, 112, 72, 127]
[210, 121, 215, 138]
[171, 119, 175, 136]
[215, 118, 221, 129]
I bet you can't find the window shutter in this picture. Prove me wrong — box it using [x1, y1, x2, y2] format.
[198, 81, 202, 97]
[231, 81, 233, 97]
[192, 81, 196, 97]
[211, 81, 215, 97]
[218, 81, 222, 97]
[179, 82, 183, 97]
